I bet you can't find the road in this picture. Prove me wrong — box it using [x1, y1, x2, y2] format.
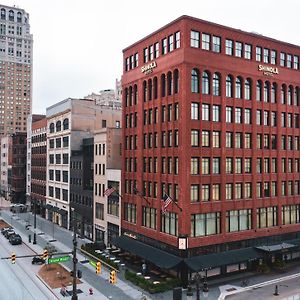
[0, 230, 58, 300]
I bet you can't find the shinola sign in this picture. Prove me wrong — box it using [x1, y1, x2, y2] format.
[258, 64, 279, 76]
[141, 61, 157, 75]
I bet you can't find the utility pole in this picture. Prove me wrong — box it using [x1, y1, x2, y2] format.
[71, 216, 78, 300]
[33, 199, 37, 244]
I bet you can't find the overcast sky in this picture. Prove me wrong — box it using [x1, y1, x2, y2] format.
[1, 0, 300, 113]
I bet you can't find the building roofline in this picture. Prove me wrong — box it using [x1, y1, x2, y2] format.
[123, 15, 300, 52]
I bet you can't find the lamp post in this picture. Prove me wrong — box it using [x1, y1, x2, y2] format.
[33, 198, 37, 244]
[71, 208, 78, 300]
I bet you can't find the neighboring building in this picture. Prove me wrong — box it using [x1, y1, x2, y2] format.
[0, 5, 33, 136]
[120, 15, 300, 282]
[46, 98, 121, 230]
[0, 135, 12, 199]
[85, 79, 122, 110]
[10, 132, 26, 203]
[27, 114, 47, 217]
[94, 128, 122, 246]
[70, 137, 94, 240]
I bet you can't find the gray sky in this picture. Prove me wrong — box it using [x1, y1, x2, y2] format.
[1, 0, 300, 113]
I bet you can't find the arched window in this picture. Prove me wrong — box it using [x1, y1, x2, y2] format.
[153, 78, 157, 99]
[281, 85, 286, 104]
[191, 69, 199, 93]
[167, 71, 172, 95]
[212, 73, 220, 96]
[8, 10, 14, 22]
[143, 81, 147, 102]
[288, 86, 293, 105]
[244, 78, 251, 100]
[49, 123, 55, 133]
[226, 75, 233, 98]
[202, 71, 210, 94]
[63, 118, 69, 130]
[264, 81, 270, 102]
[294, 87, 299, 106]
[1, 8, 6, 20]
[125, 88, 128, 107]
[256, 80, 262, 101]
[129, 86, 133, 105]
[134, 84, 138, 104]
[56, 120, 61, 132]
[174, 69, 179, 94]
[235, 77, 242, 99]
[148, 79, 152, 100]
[161, 74, 166, 97]
[17, 12, 22, 23]
[271, 83, 277, 103]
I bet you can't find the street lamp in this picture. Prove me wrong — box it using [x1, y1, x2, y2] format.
[188, 272, 209, 300]
[33, 198, 37, 244]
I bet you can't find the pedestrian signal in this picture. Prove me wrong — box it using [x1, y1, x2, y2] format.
[11, 252, 16, 264]
[109, 270, 116, 284]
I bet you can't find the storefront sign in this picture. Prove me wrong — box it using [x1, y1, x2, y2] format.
[258, 64, 279, 76]
[124, 232, 137, 239]
[141, 61, 157, 75]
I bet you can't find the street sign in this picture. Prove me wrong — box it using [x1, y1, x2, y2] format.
[48, 255, 70, 264]
[89, 260, 96, 268]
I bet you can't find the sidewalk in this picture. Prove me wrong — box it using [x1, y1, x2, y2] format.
[2, 210, 150, 300]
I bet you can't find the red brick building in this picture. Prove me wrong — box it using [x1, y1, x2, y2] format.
[120, 15, 300, 280]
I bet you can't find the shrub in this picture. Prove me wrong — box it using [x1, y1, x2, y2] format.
[124, 269, 180, 293]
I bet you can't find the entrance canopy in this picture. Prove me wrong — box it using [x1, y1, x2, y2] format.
[185, 247, 263, 272]
[255, 242, 296, 253]
[112, 235, 182, 269]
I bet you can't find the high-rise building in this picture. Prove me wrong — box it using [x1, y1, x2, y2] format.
[120, 15, 300, 283]
[0, 5, 32, 135]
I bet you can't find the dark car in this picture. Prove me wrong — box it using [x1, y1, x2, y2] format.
[32, 256, 45, 265]
[4, 229, 15, 239]
[10, 204, 27, 213]
[9, 234, 22, 245]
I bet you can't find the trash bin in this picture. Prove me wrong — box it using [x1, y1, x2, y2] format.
[173, 287, 182, 300]
[28, 234, 31, 243]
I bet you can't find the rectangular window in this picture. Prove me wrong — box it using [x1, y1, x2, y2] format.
[191, 130, 199, 147]
[191, 30, 200, 48]
[294, 55, 299, 70]
[212, 131, 220, 148]
[280, 52, 286, 66]
[212, 36, 221, 53]
[212, 105, 220, 122]
[256, 46, 262, 61]
[191, 212, 220, 237]
[191, 157, 199, 175]
[191, 102, 199, 120]
[226, 106, 233, 123]
[235, 41, 242, 57]
[271, 50, 276, 64]
[202, 157, 210, 175]
[263, 48, 269, 63]
[244, 44, 251, 59]
[202, 130, 210, 147]
[142, 206, 157, 229]
[168, 34, 174, 52]
[202, 33, 210, 50]
[287, 54, 292, 68]
[191, 184, 200, 202]
[226, 209, 252, 232]
[161, 212, 178, 236]
[225, 39, 233, 55]
[202, 104, 210, 121]
[175, 31, 180, 49]
[162, 38, 167, 55]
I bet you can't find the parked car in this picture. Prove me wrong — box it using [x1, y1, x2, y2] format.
[32, 256, 45, 265]
[10, 204, 27, 213]
[9, 234, 22, 245]
[4, 229, 15, 239]
[1, 227, 13, 235]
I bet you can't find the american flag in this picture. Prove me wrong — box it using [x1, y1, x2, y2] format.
[104, 187, 115, 197]
[161, 193, 172, 213]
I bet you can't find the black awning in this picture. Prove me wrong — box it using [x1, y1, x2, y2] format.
[185, 247, 263, 272]
[57, 209, 68, 215]
[112, 235, 182, 269]
[45, 204, 60, 213]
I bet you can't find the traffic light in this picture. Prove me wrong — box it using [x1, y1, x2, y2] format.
[11, 252, 16, 264]
[70, 271, 74, 277]
[96, 262, 101, 274]
[43, 249, 48, 260]
[109, 270, 116, 284]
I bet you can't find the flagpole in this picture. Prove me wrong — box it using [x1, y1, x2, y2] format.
[163, 190, 182, 212]
[133, 187, 150, 205]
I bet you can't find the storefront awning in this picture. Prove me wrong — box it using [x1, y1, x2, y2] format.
[112, 235, 182, 269]
[185, 247, 263, 272]
[255, 242, 296, 253]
